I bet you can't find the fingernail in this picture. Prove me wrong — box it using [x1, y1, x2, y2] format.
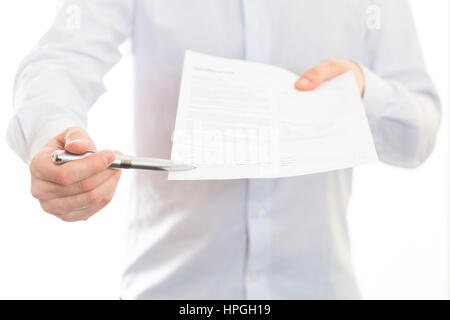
[297, 77, 310, 88]
[66, 139, 83, 145]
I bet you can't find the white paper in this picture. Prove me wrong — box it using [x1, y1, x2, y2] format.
[169, 50, 378, 180]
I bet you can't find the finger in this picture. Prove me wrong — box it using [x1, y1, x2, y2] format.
[58, 127, 97, 154]
[31, 168, 118, 200]
[40, 170, 120, 215]
[52, 201, 108, 222]
[53, 173, 120, 222]
[295, 59, 349, 91]
[44, 149, 115, 185]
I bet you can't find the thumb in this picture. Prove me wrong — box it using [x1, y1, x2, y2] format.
[63, 127, 97, 154]
[295, 59, 348, 91]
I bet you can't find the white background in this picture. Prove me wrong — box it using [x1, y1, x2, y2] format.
[0, 1, 447, 299]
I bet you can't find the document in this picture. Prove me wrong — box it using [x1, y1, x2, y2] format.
[169, 50, 378, 180]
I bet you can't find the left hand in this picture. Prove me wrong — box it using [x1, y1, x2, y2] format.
[295, 59, 365, 96]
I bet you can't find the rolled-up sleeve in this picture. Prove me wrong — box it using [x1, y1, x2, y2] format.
[6, 0, 134, 164]
[360, 0, 440, 168]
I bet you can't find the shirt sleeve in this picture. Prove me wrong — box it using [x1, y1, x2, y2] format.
[6, 0, 134, 164]
[360, 0, 441, 169]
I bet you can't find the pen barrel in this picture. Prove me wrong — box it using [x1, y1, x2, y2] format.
[111, 155, 133, 169]
[51, 150, 94, 164]
[51, 150, 195, 171]
[113, 155, 172, 171]
[52, 151, 131, 168]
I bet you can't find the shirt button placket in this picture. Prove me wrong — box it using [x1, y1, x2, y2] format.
[241, 0, 270, 63]
[241, 0, 273, 299]
[245, 178, 273, 299]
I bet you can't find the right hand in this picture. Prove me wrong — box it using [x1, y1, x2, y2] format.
[29, 127, 121, 222]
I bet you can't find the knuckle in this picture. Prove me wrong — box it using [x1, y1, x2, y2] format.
[93, 153, 108, 170]
[30, 186, 42, 200]
[78, 178, 94, 192]
[86, 155, 106, 174]
[306, 67, 319, 79]
[101, 198, 111, 207]
[29, 155, 43, 177]
[102, 193, 114, 206]
[56, 168, 73, 186]
[40, 201, 54, 214]
[86, 190, 101, 205]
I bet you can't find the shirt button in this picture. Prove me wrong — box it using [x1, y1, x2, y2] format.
[250, 273, 260, 281]
[256, 208, 266, 216]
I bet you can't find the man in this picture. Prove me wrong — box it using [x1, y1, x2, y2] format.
[7, 0, 440, 299]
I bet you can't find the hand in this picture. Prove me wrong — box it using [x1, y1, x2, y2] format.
[295, 59, 365, 96]
[29, 127, 121, 222]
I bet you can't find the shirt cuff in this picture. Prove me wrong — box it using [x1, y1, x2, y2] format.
[6, 114, 85, 165]
[359, 64, 395, 122]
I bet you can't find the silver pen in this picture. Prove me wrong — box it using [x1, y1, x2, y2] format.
[51, 150, 196, 172]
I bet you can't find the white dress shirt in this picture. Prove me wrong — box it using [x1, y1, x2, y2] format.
[7, 0, 440, 299]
